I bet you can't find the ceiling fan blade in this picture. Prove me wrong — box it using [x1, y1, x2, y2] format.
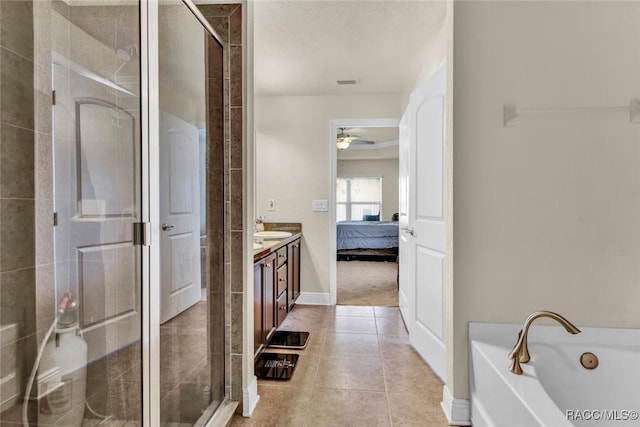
[350, 140, 375, 145]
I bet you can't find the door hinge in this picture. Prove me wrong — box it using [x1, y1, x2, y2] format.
[133, 222, 151, 246]
[52, 90, 56, 105]
[53, 212, 58, 227]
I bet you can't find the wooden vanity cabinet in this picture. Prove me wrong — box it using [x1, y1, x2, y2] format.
[276, 292, 287, 325]
[253, 262, 262, 355]
[287, 239, 301, 310]
[254, 236, 302, 357]
[254, 253, 276, 356]
[275, 249, 288, 328]
[276, 264, 287, 296]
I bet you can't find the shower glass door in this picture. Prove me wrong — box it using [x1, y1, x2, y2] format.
[157, 1, 225, 424]
[50, 1, 143, 426]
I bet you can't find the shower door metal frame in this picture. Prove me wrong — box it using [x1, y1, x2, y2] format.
[141, 0, 227, 425]
[140, 0, 158, 425]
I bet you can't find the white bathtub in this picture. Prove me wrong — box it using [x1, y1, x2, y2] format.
[469, 322, 640, 427]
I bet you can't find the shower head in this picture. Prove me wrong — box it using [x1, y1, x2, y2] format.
[116, 48, 131, 61]
[116, 46, 138, 62]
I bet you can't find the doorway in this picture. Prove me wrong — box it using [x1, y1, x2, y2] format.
[329, 119, 400, 307]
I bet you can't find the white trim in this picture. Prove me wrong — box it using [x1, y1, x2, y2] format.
[295, 292, 332, 305]
[441, 385, 471, 426]
[242, 376, 260, 417]
[328, 118, 401, 306]
[243, 0, 257, 416]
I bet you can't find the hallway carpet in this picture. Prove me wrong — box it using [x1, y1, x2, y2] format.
[337, 260, 398, 306]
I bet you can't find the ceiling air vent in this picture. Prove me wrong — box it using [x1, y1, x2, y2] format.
[336, 79, 359, 86]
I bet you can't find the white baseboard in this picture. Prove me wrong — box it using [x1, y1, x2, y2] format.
[441, 385, 471, 426]
[242, 375, 260, 417]
[295, 292, 332, 305]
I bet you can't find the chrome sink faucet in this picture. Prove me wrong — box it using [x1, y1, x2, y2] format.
[508, 311, 580, 374]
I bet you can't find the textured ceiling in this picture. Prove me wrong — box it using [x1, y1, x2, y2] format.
[254, 0, 447, 96]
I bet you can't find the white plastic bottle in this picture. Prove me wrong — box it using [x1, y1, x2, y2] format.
[37, 325, 88, 426]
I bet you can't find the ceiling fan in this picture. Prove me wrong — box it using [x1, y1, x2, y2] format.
[336, 128, 375, 150]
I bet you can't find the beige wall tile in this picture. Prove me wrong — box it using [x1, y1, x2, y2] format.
[35, 199, 53, 267]
[0, 0, 34, 60]
[1, 124, 34, 198]
[229, 46, 242, 107]
[230, 107, 242, 170]
[1, 267, 36, 340]
[1, 200, 35, 272]
[229, 8, 241, 45]
[1, 47, 34, 129]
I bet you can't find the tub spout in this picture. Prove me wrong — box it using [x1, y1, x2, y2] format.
[508, 310, 580, 375]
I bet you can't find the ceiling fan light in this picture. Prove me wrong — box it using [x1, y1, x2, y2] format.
[336, 140, 350, 150]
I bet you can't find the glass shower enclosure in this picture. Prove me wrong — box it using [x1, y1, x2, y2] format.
[0, 0, 228, 425]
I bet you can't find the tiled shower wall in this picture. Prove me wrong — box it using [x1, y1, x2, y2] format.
[199, 3, 245, 406]
[0, 0, 56, 418]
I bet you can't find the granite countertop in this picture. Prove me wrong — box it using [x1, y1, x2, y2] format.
[253, 222, 302, 261]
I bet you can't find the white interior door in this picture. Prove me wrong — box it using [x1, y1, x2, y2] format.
[398, 107, 412, 328]
[403, 63, 447, 381]
[53, 61, 142, 359]
[160, 112, 201, 323]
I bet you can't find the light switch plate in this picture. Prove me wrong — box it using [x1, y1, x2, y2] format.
[312, 199, 328, 212]
[267, 199, 276, 211]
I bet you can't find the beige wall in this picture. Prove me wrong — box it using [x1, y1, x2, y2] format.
[255, 94, 406, 294]
[337, 159, 399, 221]
[451, 1, 640, 399]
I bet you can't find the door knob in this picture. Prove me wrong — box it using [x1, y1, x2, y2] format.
[401, 226, 415, 236]
[161, 223, 174, 231]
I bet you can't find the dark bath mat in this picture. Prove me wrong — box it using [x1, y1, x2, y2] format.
[267, 331, 310, 349]
[255, 353, 299, 380]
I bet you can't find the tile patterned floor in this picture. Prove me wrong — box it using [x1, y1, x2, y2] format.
[231, 305, 451, 427]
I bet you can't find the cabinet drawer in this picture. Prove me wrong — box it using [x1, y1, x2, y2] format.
[276, 264, 287, 296]
[276, 247, 287, 267]
[276, 291, 287, 326]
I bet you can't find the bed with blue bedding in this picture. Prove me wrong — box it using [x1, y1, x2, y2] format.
[337, 220, 399, 253]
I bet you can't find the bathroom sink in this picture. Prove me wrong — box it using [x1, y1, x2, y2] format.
[253, 231, 292, 239]
[253, 242, 263, 250]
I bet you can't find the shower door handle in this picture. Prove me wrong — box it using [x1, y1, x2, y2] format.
[161, 223, 174, 231]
